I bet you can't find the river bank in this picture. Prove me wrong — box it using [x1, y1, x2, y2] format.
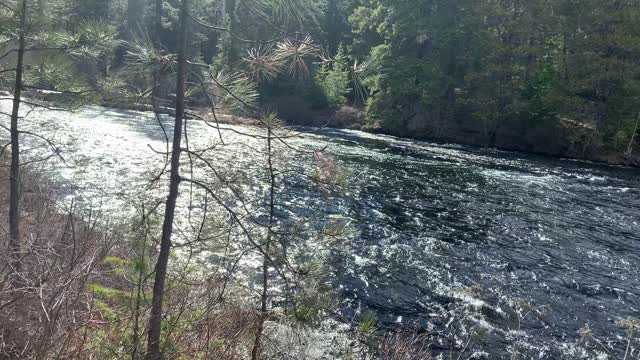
[0, 98, 421, 359]
[134, 96, 639, 168]
[265, 101, 640, 168]
[9, 88, 638, 168]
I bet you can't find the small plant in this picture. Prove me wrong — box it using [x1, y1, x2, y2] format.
[509, 303, 550, 359]
[359, 311, 379, 335]
[578, 323, 615, 358]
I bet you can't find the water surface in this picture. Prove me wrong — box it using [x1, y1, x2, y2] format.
[2, 102, 639, 359]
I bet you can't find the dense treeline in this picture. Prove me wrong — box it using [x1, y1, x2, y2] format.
[2, 0, 639, 163]
[348, 0, 640, 162]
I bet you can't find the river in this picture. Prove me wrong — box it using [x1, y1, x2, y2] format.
[2, 102, 640, 359]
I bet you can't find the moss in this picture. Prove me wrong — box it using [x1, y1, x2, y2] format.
[103, 256, 126, 266]
[89, 283, 130, 305]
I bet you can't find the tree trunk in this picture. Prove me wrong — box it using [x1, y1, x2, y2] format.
[251, 125, 276, 360]
[116, 0, 144, 66]
[152, 0, 165, 97]
[9, 0, 28, 273]
[201, 0, 226, 64]
[251, 238, 270, 360]
[154, 0, 163, 46]
[132, 206, 148, 360]
[145, 0, 188, 359]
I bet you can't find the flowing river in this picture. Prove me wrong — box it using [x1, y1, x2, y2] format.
[2, 102, 640, 359]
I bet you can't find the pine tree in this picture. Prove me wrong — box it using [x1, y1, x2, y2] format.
[0, 0, 116, 275]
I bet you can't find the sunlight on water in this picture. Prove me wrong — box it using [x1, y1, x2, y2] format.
[1, 100, 640, 358]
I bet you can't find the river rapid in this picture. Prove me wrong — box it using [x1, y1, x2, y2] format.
[2, 102, 640, 359]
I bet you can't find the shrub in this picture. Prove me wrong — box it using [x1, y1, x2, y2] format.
[317, 47, 351, 109]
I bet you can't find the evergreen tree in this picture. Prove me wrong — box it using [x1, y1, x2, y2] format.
[0, 0, 116, 273]
[549, 0, 640, 153]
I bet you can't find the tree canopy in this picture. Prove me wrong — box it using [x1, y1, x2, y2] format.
[1, 0, 639, 159]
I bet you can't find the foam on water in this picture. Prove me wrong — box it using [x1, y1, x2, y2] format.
[2, 101, 640, 358]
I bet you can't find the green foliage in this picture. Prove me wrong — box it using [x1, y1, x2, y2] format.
[25, 54, 92, 93]
[212, 31, 235, 71]
[3, 0, 637, 159]
[103, 256, 128, 276]
[244, 47, 282, 84]
[304, 77, 331, 109]
[342, 0, 640, 156]
[316, 46, 351, 109]
[290, 259, 340, 325]
[94, 299, 117, 321]
[98, 75, 138, 106]
[90, 283, 130, 303]
[125, 35, 177, 75]
[210, 69, 259, 115]
[240, 0, 325, 27]
[358, 311, 379, 335]
[0, 3, 119, 102]
[274, 36, 321, 79]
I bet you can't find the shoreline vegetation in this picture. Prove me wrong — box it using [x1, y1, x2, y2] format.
[197, 104, 640, 168]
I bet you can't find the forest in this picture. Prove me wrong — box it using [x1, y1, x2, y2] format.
[2, 0, 640, 162]
[1, 0, 640, 359]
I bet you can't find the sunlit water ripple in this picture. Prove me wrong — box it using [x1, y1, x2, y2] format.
[1, 102, 639, 359]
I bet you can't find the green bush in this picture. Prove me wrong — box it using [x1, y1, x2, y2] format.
[316, 47, 351, 109]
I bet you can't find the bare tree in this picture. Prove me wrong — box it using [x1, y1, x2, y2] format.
[8, 0, 26, 274]
[251, 117, 277, 360]
[0, 170, 119, 359]
[145, 0, 189, 357]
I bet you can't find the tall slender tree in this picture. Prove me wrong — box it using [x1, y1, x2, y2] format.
[145, 0, 188, 357]
[251, 115, 277, 360]
[2, 0, 115, 272]
[154, 0, 163, 46]
[8, 0, 28, 272]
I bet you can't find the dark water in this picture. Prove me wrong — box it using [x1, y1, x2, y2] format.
[322, 129, 640, 359]
[2, 102, 640, 359]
